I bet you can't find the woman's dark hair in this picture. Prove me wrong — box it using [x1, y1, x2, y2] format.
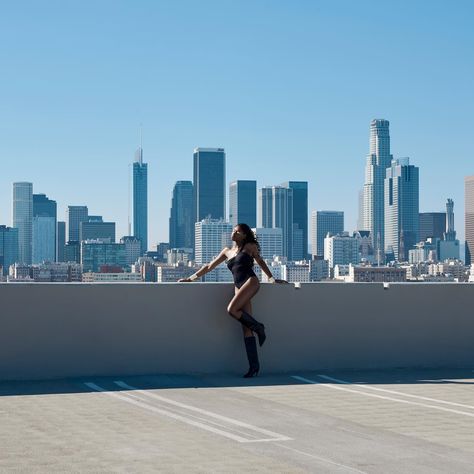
[237, 223, 261, 252]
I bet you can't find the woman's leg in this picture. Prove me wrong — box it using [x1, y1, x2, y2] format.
[237, 291, 260, 377]
[237, 288, 253, 338]
[227, 277, 266, 346]
[227, 277, 259, 321]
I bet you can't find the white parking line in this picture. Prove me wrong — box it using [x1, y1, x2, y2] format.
[274, 443, 368, 474]
[114, 381, 291, 442]
[316, 374, 474, 411]
[291, 376, 474, 419]
[85, 382, 291, 443]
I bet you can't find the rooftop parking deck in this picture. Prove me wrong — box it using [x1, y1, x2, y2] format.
[1, 369, 474, 472]
[1, 282, 473, 471]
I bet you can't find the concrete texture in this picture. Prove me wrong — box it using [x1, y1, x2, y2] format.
[0, 282, 473, 380]
[0, 368, 473, 473]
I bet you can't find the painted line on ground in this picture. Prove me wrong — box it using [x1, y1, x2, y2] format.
[114, 381, 291, 442]
[274, 443, 368, 474]
[113, 385, 277, 442]
[85, 382, 291, 443]
[315, 374, 474, 411]
[291, 376, 474, 419]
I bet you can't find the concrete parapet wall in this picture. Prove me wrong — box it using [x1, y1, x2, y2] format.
[0, 283, 473, 380]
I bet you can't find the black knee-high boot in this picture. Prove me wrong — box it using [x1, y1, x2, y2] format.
[243, 336, 260, 378]
[239, 311, 266, 346]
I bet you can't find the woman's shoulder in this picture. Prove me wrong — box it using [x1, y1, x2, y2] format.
[243, 242, 259, 256]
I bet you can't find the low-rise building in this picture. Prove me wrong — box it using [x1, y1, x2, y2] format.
[156, 262, 196, 283]
[346, 265, 407, 282]
[82, 272, 142, 282]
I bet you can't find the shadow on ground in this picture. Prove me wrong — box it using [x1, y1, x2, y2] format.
[0, 367, 473, 397]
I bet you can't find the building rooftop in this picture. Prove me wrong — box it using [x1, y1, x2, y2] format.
[1, 369, 473, 472]
[1, 282, 473, 471]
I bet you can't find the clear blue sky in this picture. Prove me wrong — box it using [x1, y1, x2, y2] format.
[1, 0, 473, 245]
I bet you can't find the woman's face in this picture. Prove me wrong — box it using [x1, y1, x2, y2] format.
[231, 226, 245, 243]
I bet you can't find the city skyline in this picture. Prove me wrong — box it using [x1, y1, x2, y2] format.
[1, 2, 473, 245]
[2, 126, 469, 251]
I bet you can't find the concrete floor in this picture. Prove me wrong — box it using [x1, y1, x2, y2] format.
[1, 369, 473, 473]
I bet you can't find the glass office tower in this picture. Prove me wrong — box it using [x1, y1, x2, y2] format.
[169, 181, 194, 249]
[193, 148, 225, 222]
[384, 158, 419, 261]
[229, 180, 257, 228]
[133, 146, 148, 255]
[12, 182, 33, 264]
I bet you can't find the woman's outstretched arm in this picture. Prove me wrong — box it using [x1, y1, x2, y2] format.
[178, 247, 229, 282]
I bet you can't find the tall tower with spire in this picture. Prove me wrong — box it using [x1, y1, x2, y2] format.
[443, 198, 456, 241]
[132, 132, 148, 255]
[362, 119, 393, 259]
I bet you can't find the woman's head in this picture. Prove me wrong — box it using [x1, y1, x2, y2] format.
[231, 223, 261, 251]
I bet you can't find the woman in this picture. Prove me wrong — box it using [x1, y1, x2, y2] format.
[179, 223, 282, 377]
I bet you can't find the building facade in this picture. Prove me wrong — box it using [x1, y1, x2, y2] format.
[0, 226, 19, 276]
[419, 212, 446, 241]
[311, 210, 344, 257]
[67, 206, 88, 242]
[57, 221, 66, 262]
[194, 218, 232, 266]
[282, 181, 308, 260]
[362, 119, 393, 256]
[193, 148, 226, 222]
[324, 232, 360, 268]
[120, 236, 142, 265]
[12, 182, 33, 264]
[80, 221, 116, 243]
[465, 175, 474, 265]
[229, 180, 257, 228]
[259, 186, 294, 259]
[169, 180, 194, 250]
[81, 241, 127, 273]
[32, 194, 57, 264]
[384, 158, 419, 261]
[252, 227, 283, 260]
[133, 146, 148, 255]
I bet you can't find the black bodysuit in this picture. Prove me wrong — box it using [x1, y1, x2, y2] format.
[227, 250, 257, 288]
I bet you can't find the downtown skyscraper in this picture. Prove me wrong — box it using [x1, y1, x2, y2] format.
[384, 158, 419, 261]
[282, 181, 308, 260]
[259, 185, 294, 260]
[311, 211, 344, 257]
[465, 175, 474, 265]
[362, 119, 393, 257]
[133, 146, 148, 255]
[67, 206, 88, 242]
[169, 181, 194, 250]
[229, 180, 257, 228]
[193, 148, 226, 222]
[32, 193, 57, 264]
[12, 182, 33, 264]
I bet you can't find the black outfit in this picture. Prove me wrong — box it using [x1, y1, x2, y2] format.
[226, 250, 257, 289]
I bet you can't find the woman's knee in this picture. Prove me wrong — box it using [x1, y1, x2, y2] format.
[227, 303, 237, 317]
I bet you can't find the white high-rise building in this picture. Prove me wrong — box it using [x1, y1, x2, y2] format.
[252, 227, 283, 260]
[324, 232, 360, 268]
[362, 119, 393, 258]
[12, 182, 33, 265]
[195, 218, 232, 281]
